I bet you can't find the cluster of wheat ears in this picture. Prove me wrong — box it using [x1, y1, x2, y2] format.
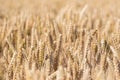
[0, 0, 120, 80]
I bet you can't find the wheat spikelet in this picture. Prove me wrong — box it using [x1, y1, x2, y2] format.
[16, 30, 23, 66]
[67, 22, 73, 42]
[113, 57, 120, 80]
[109, 45, 120, 80]
[6, 38, 17, 70]
[47, 31, 54, 50]
[38, 41, 45, 68]
[45, 48, 52, 77]
[45, 57, 51, 77]
[53, 34, 62, 71]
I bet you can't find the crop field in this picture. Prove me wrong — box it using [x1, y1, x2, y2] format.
[0, 0, 120, 80]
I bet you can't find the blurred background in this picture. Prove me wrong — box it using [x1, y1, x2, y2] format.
[0, 0, 120, 17]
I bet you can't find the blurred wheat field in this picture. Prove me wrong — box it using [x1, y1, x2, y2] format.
[0, 0, 120, 80]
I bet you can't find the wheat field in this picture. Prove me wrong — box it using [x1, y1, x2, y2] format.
[0, 0, 120, 80]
